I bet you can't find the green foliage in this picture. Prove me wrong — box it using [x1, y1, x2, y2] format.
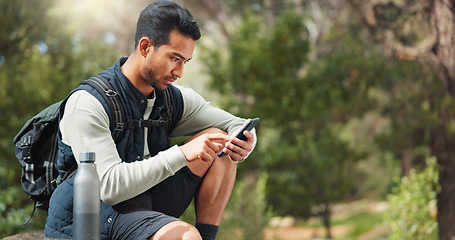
[374, 60, 439, 167]
[0, 186, 48, 237]
[0, 0, 56, 59]
[206, 10, 310, 125]
[203, 3, 444, 236]
[219, 172, 272, 240]
[385, 157, 439, 240]
[0, 0, 119, 237]
[180, 172, 271, 240]
[203, 9, 369, 226]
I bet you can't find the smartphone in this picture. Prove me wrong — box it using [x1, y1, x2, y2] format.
[218, 117, 260, 157]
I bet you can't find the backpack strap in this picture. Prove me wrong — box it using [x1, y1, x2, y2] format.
[55, 75, 127, 186]
[79, 75, 126, 142]
[125, 119, 166, 129]
[162, 89, 174, 134]
[78, 76, 175, 138]
[123, 88, 173, 132]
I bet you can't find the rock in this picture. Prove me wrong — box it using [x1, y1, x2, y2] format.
[2, 230, 63, 240]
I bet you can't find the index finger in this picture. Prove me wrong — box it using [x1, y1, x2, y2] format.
[205, 133, 231, 142]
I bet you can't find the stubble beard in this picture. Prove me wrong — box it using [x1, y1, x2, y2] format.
[143, 65, 176, 92]
[144, 65, 166, 92]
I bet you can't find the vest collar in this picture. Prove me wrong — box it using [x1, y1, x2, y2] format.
[113, 57, 165, 113]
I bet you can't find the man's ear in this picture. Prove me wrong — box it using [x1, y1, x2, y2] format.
[138, 37, 153, 58]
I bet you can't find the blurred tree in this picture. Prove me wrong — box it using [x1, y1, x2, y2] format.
[183, 0, 290, 41]
[200, 0, 443, 237]
[346, 0, 455, 238]
[0, 0, 118, 237]
[220, 173, 271, 240]
[374, 61, 437, 176]
[0, 0, 54, 59]
[202, 9, 373, 237]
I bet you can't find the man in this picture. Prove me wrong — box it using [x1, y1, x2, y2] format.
[44, 1, 257, 240]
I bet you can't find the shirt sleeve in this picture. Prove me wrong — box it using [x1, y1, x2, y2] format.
[60, 91, 188, 206]
[170, 85, 257, 152]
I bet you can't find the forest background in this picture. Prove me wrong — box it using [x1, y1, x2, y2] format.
[1, 0, 454, 239]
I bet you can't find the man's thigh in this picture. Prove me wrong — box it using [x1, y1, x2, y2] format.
[110, 166, 202, 239]
[149, 166, 202, 217]
[110, 208, 179, 240]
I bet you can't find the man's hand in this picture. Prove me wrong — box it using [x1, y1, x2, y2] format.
[221, 130, 255, 162]
[179, 133, 229, 162]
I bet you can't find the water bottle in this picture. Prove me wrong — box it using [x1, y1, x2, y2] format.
[73, 138, 100, 240]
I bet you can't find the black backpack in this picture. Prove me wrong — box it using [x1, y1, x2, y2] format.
[13, 75, 174, 218]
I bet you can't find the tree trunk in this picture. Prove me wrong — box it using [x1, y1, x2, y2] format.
[401, 148, 413, 176]
[263, 0, 275, 27]
[322, 202, 332, 239]
[432, 0, 455, 96]
[431, 124, 455, 240]
[431, 1, 455, 239]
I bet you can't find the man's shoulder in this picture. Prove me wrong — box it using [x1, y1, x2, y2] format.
[169, 84, 186, 94]
[166, 84, 186, 103]
[172, 84, 204, 101]
[65, 90, 105, 116]
[172, 84, 195, 92]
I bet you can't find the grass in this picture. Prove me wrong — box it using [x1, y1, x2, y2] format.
[297, 210, 387, 239]
[334, 211, 385, 239]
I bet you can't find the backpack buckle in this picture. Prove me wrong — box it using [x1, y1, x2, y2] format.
[21, 136, 32, 161]
[21, 136, 31, 147]
[105, 89, 118, 97]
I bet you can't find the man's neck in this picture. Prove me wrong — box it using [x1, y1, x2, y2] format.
[121, 53, 154, 97]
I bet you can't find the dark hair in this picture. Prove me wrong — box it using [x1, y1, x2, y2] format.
[134, 1, 201, 49]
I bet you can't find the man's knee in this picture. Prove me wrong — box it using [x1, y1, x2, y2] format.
[197, 128, 228, 140]
[184, 127, 227, 145]
[185, 127, 234, 177]
[203, 127, 227, 135]
[205, 128, 228, 144]
[150, 221, 202, 240]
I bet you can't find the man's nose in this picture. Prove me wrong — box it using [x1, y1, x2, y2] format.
[172, 64, 184, 79]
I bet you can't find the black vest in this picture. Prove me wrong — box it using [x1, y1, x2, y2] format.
[45, 57, 184, 239]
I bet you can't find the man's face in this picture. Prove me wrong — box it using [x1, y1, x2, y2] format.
[142, 30, 195, 91]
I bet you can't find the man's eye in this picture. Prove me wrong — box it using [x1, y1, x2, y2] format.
[173, 57, 180, 62]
